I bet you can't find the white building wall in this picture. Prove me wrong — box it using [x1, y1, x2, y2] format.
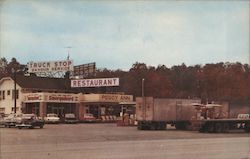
[0, 78, 23, 114]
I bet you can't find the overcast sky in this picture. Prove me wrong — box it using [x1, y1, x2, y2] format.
[0, 0, 249, 70]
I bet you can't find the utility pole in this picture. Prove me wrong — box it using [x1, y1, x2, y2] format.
[12, 68, 17, 114]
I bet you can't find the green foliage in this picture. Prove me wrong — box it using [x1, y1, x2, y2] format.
[1, 57, 249, 101]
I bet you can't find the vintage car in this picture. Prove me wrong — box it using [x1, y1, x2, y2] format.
[0, 114, 5, 127]
[80, 113, 96, 123]
[4, 113, 23, 128]
[44, 113, 60, 124]
[16, 114, 45, 129]
[64, 113, 78, 124]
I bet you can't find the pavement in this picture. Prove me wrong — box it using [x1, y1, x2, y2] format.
[0, 123, 250, 159]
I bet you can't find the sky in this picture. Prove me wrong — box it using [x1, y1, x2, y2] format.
[0, 0, 249, 70]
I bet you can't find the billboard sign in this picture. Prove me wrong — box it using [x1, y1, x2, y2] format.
[73, 62, 96, 78]
[27, 60, 73, 73]
[71, 77, 119, 88]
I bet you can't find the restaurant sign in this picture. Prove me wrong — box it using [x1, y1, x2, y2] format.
[71, 78, 119, 88]
[27, 60, 73, 73]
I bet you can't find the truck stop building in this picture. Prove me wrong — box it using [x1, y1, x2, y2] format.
[0, 75, 135, 121]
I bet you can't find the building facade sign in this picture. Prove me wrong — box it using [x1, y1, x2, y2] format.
[100, 94, 132, 103]
[27, 60, 73, 73]
[23, 93, 79, 103]
[46, 94, 78, 103]
[71, 78, 119, 88]
[23, 93, 133, 104]
[80, 94, 133, 103]
[24, 93, 44, 102]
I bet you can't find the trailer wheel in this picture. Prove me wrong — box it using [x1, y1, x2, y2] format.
[244, 123, 250, 132]
[137, 125, 142, 130]
[214, 123, 223, 133]
[137, 122, 143, 130]
[199, 125, 206, 133]
[159, 123, 166, 130]
[150, 125, 156, 130]
[208, 123, 214, 133]
[154, 123, 165, 130]
[222, 123, 229, 133]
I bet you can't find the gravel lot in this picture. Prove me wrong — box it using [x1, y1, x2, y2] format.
[1, 123, 250, 159]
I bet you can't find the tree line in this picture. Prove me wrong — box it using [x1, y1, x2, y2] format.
[1, 57, 250, 102]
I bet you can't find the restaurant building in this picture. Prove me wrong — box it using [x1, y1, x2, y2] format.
[0, 75, 135, 120]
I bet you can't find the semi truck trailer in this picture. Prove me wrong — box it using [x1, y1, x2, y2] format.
[136, 97, 250, 133]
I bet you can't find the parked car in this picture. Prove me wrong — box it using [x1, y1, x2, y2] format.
[0, 114, 5, 127]
[4, 113, 23, 128]
[64, 113, 78, 124]
[44, 113, 60, 124]
[80, 113, 96, 123]
[16, 114, 45, 129]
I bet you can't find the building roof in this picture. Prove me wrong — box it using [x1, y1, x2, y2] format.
[1, 75, 72, 92]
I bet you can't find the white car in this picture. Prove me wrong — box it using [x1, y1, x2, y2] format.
[4, 113, 23, 127]
[44, 113, 60, 124]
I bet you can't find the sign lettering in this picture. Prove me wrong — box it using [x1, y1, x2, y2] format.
[71, 78, 119, 88]
[27, 60, 73, 73]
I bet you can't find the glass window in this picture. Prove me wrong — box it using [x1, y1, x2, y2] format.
[7, 90, 10, 95]
[2, 91, 5, 100]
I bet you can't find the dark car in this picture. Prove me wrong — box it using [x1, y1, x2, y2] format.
[64, 113, 78, 124]
[16, 114, 45, 129]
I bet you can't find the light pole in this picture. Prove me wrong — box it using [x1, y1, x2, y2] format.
[142, 78, 145, 98]
[12, 68, 17, 114]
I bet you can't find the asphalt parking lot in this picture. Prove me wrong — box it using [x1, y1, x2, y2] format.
[1, 123, 250, 159]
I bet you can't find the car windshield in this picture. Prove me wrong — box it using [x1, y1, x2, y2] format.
[6, 114, 22, 118]
[84, 114, 94, 118]
[22, 114, 36, 119]
[47, 114, 58, 117]
[65, 114, 75, 118]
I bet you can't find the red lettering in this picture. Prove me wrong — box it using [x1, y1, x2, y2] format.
[63, 61, 67, 66]
[103, 80, 107, 85]
[99, 80, 103, 86]
[108, 79, 112, 85]
[77, 80, 81, 87]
